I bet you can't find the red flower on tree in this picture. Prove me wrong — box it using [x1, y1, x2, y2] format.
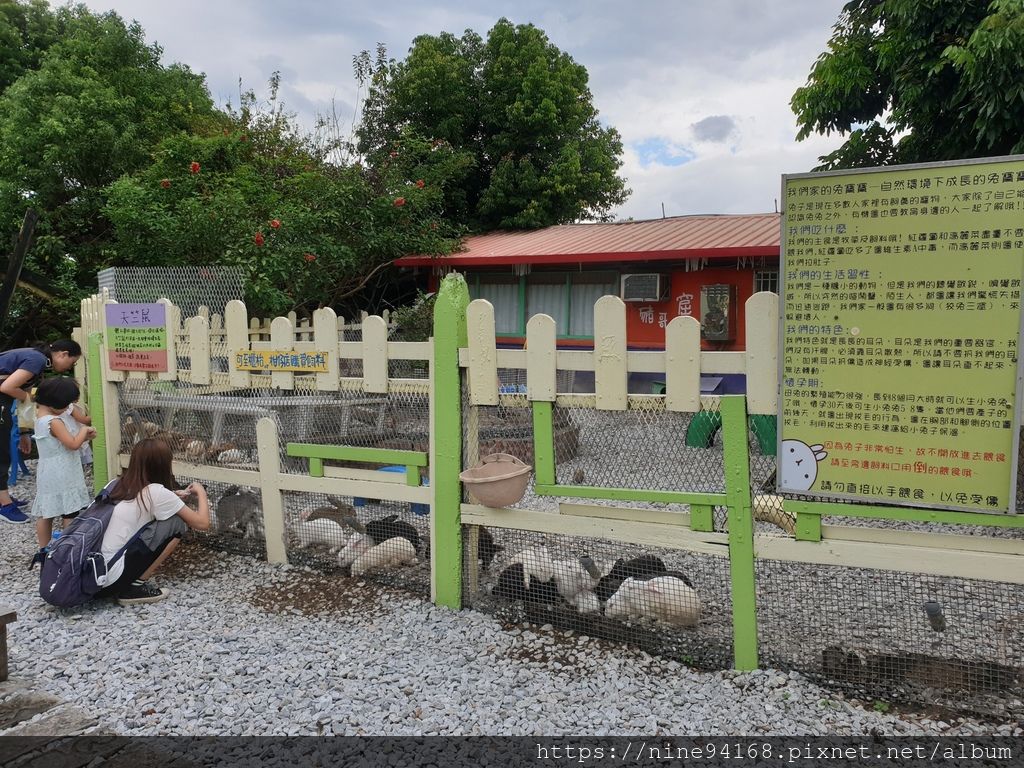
[415, 179, 425, 189]
[160, 179, 171, 189]
[393, 197, 406, 207]
[389, 151, 398, 159]
[303, 253, 316, 263]
[189, 161, 201, 174]
[270, 219, 281, 229]
[254, 232, 265, 246]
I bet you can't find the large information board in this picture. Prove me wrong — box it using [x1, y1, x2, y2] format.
[780, 156, 1024, 513]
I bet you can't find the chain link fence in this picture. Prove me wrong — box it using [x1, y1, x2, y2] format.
[461, 378, 734, 670]
[109, 351, 1023, 718]
[98, 266, 244, 319]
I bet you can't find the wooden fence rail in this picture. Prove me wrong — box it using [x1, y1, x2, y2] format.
[78, 275, 1024, 676]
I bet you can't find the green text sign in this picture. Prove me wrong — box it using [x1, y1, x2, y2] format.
[780, 156, 1024, 513]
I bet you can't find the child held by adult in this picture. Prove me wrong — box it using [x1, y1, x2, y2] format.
[0, 340, 81, 522]
[27, 378, 96, 568]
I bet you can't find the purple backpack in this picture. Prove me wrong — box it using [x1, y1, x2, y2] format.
[39, 480, 138, 607]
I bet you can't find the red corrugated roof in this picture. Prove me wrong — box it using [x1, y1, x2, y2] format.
[395, 213, 781, 267]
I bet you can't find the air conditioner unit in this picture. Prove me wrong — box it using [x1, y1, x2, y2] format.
[620, 273, 669, 302]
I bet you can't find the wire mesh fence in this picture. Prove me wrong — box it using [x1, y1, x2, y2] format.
[283, 491, 431, 599]
[116, 381, 430, 472]
[109, 361, 1024, 718]
[757, 558, 1024, 718]
[461, 524, 734, 670]
[114, 377, 432, 598]
[460, 373, 734, 669]
[98, 266, 244, 319]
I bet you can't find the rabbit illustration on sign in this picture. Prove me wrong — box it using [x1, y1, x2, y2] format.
[780, 439, 827, 491]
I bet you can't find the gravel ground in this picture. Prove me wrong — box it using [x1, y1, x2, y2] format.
[2, 467, 1022, 738]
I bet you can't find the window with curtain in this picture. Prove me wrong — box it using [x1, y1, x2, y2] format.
[466, 270, 623, 338]
[526, 274, 567, 331]
[472, 275, 520, 334]
[569, 272, 618, 336]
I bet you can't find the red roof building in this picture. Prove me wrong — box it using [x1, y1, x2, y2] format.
[395, 213, 781, 352]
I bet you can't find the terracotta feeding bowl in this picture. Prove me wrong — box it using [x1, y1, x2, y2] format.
[459, 453, 532, 507]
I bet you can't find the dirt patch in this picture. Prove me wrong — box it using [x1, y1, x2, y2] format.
[249, 569, 397, 618]
[159, 536, 232, 581]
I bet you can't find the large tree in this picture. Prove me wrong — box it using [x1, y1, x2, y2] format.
[356, 18, 629, 230]
[792, 0, 1024, 170]
[0, 0, 58, 94]
[103, 134, 457, 319]
[0, 3, 216, 341]
[104, 84, 458, 318]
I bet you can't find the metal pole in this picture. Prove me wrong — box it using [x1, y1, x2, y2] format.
[0, 209, 39, 336]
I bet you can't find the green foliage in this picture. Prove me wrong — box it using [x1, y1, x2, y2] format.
[792, 0, 1024, 169]
[103, 95, 458, 317]
[389, 291, 436, 342]
[0, 2, 463, 341]
[0, 0, 59, 94]
[0, 3, 217, 341]
[356, 18, 629, 230]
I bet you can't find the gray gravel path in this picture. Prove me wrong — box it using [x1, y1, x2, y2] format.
[1, 466, 1019, 737]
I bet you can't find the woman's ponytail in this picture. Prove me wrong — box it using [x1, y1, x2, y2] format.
[32, 339, 83, 362]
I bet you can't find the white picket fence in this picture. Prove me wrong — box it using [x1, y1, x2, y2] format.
[73, 285, 1024, 589]
[461, 292, 778, 413]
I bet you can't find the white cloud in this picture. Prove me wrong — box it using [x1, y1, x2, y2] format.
[83, 0, 849, 220]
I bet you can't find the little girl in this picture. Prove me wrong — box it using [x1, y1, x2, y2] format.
[28, 377, 96, 566]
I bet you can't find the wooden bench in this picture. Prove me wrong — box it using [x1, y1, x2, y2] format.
[0, 605, 16, 682]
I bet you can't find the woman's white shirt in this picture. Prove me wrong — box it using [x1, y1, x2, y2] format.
[100, 483, 184, 584]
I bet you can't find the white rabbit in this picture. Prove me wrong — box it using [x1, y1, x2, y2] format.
[337, 532, 374, 568]
[293, 517, 350, 553]
[350, 537, 418, 577]
[217, 448, 249, 464]
[604, 577, 648, 620]
[605, 576, 701, 627]
[508, 546, 555, 587]
[571, 590, 601, 614]
[641, 576, 702, 627]
[551, 555, 603, 608]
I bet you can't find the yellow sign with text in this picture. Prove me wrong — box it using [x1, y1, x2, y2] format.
[235, 350, 329, 373]
[780, 156, 1024, 513]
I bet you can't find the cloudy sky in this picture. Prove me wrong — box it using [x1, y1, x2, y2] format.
[83, 0, 848, 222]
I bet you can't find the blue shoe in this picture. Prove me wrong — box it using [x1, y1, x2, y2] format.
[0, 503, 29, 523]
[10, 497, 28, 507]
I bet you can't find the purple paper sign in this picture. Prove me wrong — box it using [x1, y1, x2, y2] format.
[105, 303, 166, 328]
[105, 303, 169, 372]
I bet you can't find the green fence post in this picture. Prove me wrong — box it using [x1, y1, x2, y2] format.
[794, 509, 822, 541]
[689, 505, 714, 532]
[720, 395, 758, 670]
[532, 401, 556, 486]
[431, 273, 470, 609]
[87, 332, 109, 493]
